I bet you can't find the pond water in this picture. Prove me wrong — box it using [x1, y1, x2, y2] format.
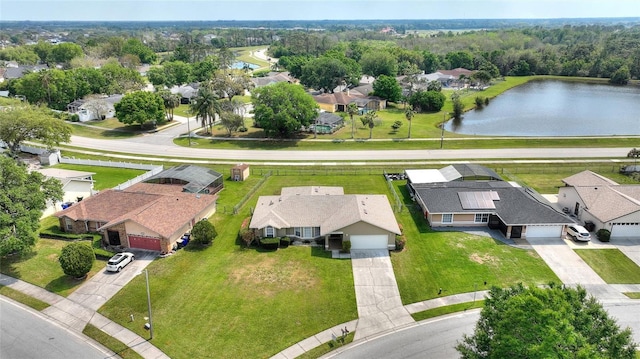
[231, 61, 260, 70]
[445, 80, 640, 136]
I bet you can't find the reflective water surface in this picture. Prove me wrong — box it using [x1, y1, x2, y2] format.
[446, 80, 640, 136]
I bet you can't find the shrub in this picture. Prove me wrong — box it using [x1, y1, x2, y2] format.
[391, 120, 403, 131]
[59, 242, 95, 279]
[260, 237, 280, 250]
[596, 229, 611, 242]
[238, 126, 248, 132]
[70, 113, 80, 122]
[191, 220, 217, 246]
[238, 217, 255, 247]
[475, 96, 484, 108]
[342, 240, 351, 253]
[395, 235, 406, 251]
[279, 236, 291, 248]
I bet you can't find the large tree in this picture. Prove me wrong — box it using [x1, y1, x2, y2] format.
[114, 91, 165, 128]
[252, 82, 318, 138]
[0, 105, 72, 156]
[409, 90, 446, 112]
[58, 242, 95, 279]
[300, 57, 360, 93]
[372, 75, 402, 103]
[360, 51, 398, 77]
[347, 102, 359, 139]
[0, 157, 63, 257]
[457, 283, 637, 359]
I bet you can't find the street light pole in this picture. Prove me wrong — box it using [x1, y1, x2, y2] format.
[144, 269, 153, 340]
[440, 112, 447, 149]
[187, 114, 192, 147]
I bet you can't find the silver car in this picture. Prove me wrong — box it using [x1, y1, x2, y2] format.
[567, 225, 591, 242]
[106, 252, 135, 272]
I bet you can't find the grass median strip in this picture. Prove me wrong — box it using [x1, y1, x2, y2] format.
[83, 324, 144, 359]
[574, 249, 640, 284]
[0, 285, 50, 311]
[411, 301, 484, 322]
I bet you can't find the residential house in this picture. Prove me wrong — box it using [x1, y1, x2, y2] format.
[251, 72, 294, 88]
[67, 94, 123, 122]
[54, 182, 218, 252]
[249, 186, 401, 250]
[313, 91, 386, 114]
[557, 170, 640, 239]
[412, 181, 573, 239]
[405, 164, 503, 196]
[170, 83, 199, 104]
[0, 64, 49, 82]
[37, 168, 95, 218]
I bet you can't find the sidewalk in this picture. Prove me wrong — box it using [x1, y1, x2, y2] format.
[0, 274, 169, 359]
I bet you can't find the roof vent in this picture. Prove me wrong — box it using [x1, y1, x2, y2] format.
[361, 200, 365, 205]
[363, 209, 368, 214]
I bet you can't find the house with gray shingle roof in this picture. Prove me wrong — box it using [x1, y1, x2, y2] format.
[249, 186, 401, 251]
[411, 166, 573, 240]
[557, 170, 640, 239]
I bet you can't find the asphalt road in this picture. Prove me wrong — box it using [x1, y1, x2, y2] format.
[326, 310, 480, 359]
[0, 297, 110, 359]
[66, 135, 631, 162]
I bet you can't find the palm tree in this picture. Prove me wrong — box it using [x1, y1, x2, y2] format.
[361, 110, 378, 139]
[158, 90, 181, 122]
[190, 83, 221, 134]
[404, 105, 415, 139]
[347, 102, 359, 139]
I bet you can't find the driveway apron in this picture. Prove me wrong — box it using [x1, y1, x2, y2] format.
[351, 250, 414, 340]
[526, 237, 627, 300]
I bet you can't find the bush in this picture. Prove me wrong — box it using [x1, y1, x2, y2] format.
[260, 237, 280, 250]
[59, 242, 95, 279]
[475, 96, 484, 108]
[70, 113, 80, 122]
[342, 240, 351, 253]
[191, 220, 217, 246]
[596, 229, 611, 242]
[238, 217, 255, 247]
[395, 235, 406, 251]
[238, 126, 248, 132]
[279, 236, 291, 248]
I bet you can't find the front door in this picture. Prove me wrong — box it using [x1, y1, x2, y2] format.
[574, 202, 580, 216]
[107, 230, 121, 246]
[511, 226, 523, 239]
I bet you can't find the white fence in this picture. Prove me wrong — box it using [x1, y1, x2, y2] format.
[59, 157, 163, 190]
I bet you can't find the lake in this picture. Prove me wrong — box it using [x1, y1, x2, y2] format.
[445, 80, 640, 136]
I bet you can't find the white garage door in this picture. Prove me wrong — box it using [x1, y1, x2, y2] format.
[349, 235, 389, 250]
[526, 225, 563, 238]
[611, 224, 640, 238]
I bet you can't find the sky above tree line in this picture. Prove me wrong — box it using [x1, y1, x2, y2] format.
[2, 0, 639, 22]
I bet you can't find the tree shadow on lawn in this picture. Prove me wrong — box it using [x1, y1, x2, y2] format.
[45, 275, 85, 294]
[0, 251, 38, 280]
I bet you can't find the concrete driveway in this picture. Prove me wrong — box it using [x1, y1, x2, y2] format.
[526, 237, 627, 300]
[66, 249, 157, 311]
[350, 250, 414, 340]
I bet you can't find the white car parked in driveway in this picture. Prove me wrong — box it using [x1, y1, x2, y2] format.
[567, 225, 591, 242]
[106, 252, 135, 272]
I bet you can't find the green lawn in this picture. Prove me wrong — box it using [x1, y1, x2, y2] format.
[0, 238, 107, 297]
[96, 173, 560, 358]
[575, 249, 640, 284]
[50, 164, 146, 190]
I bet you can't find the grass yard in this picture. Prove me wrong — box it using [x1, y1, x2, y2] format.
[50, 164, 146, 190]
[391, 181, 559, 304]
[69, 122, 140, 139]
[575, 249, 640, 284]
[97, 173, 561, 358]
[0, 238, 107, 297]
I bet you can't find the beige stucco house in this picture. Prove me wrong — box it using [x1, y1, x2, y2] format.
[557, 170, 640, 239]
[37, 168, 95, 218]
[249, 186, 401, 250]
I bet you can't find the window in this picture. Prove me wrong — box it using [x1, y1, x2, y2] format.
[475, 213, 489, 223]
[265, 226, 274, 238]
[303, 227, 313, 238]
[313, 227, 321, 237]
[442, 213, 453, 223]
[294, 227, 302, 237]
[65, 218, 73, 231]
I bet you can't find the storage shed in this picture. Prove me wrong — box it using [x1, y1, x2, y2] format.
[231, 163, 250, 181]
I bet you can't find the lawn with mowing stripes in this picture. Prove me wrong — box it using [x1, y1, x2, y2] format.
[575, 249, 640, 284]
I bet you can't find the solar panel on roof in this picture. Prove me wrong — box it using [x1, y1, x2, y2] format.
[458, 192, 497, 209]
